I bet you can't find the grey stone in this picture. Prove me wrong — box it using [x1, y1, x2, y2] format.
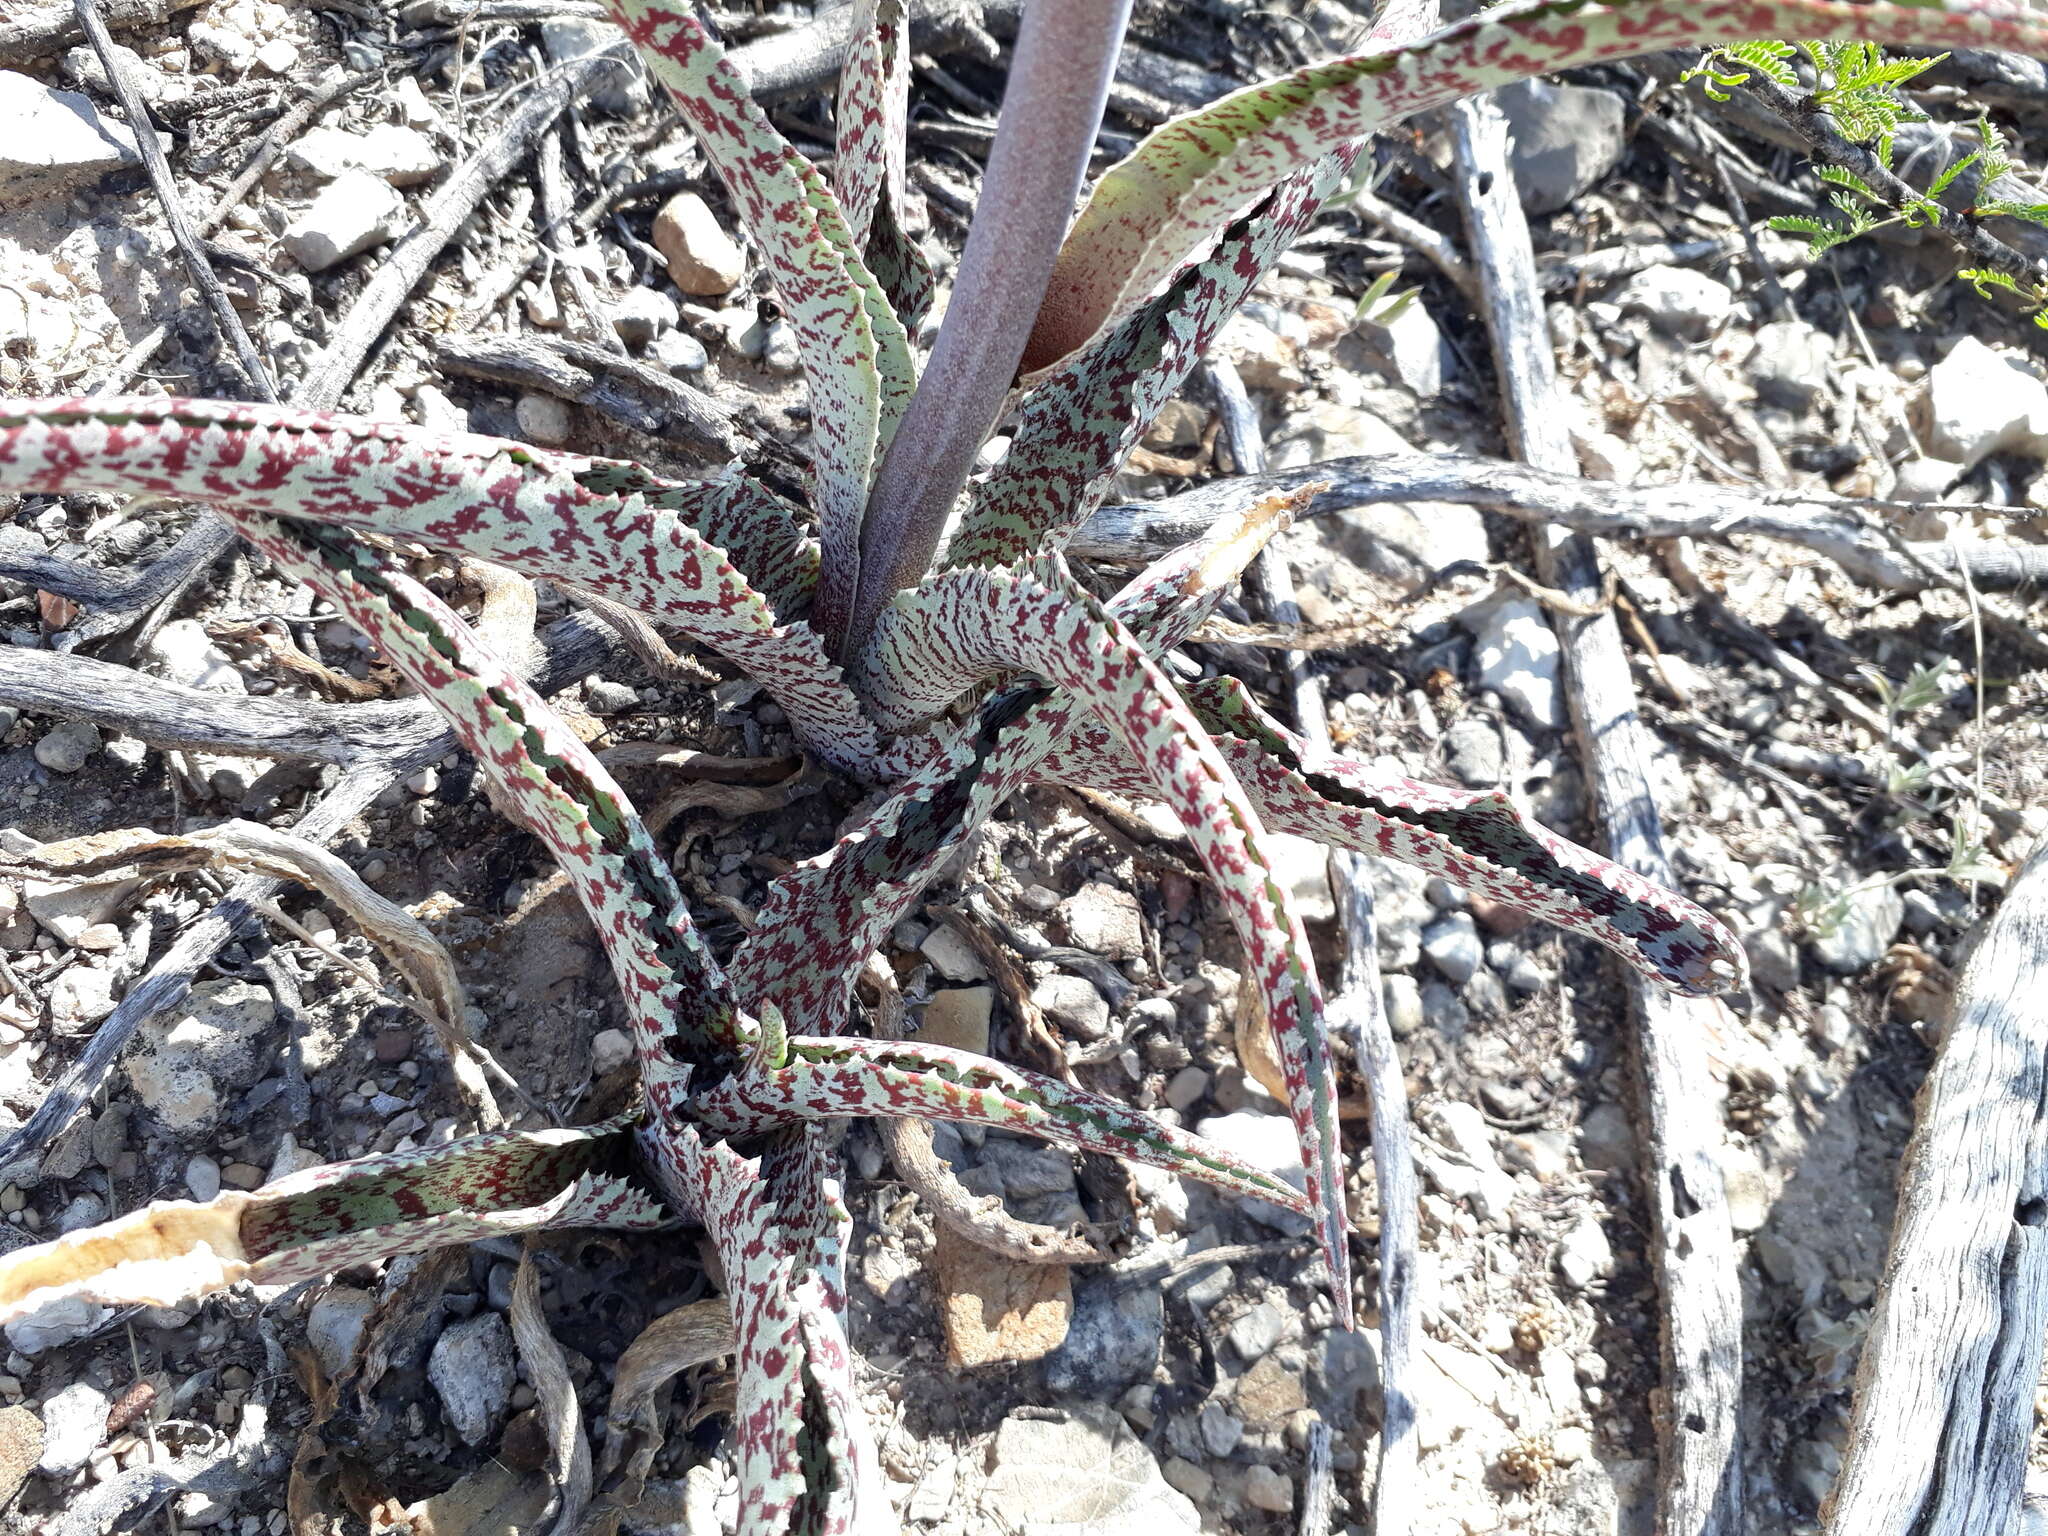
[1749, 319, 1835, 410]
[307, 1286, 376, 1378]
[1577, 1102, 1633, 1174]
[981, 1406, 1200, 1534]
[1418, 981, 1469, 1040]
[1381, 974, 1425, 1040]
[1928, 336, 2048, 469]
[1462, 593, 1564, 730]
[0, 73, 143, 201]
[1314, 1330, 1379, 1426]
[590, 1028, 634, 1076]
[185, 1153, 221, 1202]
[1370, 861, 1430, 972]
[1422, 912, 1483, 986]
[919, 925, 987, 983]
[540, 18, 647, 115]
[1033, 972, 1111, 1040]
[977, 1136, 1075, 1200]
[1495, 79, 1626, 214]
[611, 287, 680, 347]
[60, 43, 168, 105]
[647, 329, 709, 373]
[584, 677, 638, 714]
[1198, 1402, 1244, 1458]
[428, 1312, 517, 1446]
[1443, 718, 1504, 787]
[1227, 1298, 1290, 1361]
[1902, 889, 1943, 936]
[5, 1297, 106, 1355]
[36, 1381, 107, 1476]
[1744, 923, 1801, 992]
[1614, 265, 1735, 339]
[34, 721, 100, 774]
[1044, 1279, 1165, 1397]
[1808, 880, 1905, 975]
[283, 170, 407, 271]
[125, 979, 275, 1138]
[54, 1193, 103, 1234]
[1720, 1143, 1771, 1234]
[1241, 1464, 1295, 1514]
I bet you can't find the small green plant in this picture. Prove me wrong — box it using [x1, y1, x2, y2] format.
[1688, 41, 2048, 320]
[0, 2, 2042, 1530]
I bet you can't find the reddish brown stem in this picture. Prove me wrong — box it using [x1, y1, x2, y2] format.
[839, 0, 1132, 663]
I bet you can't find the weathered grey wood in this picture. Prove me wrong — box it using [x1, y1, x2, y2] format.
[1074, 457, 2048, 594]
[1827, 837, 2048, 1536]
[1451, 95, 1745, 1535]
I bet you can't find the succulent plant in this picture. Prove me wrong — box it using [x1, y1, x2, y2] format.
[1, 2, 2040, 1530]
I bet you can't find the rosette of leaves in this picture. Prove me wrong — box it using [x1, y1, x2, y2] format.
[1, 2, 2042, 1529]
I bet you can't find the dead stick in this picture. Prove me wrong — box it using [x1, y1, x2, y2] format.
[1452, 95, 1745, 1533]
[1827, 837, 2048, 1533]
[73, 0, 276, 404]
[1203, 353, 1419, 1535]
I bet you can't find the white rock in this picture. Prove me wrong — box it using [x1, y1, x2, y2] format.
[1462, 593, 1564, 730]
[1056, 883, 1144, 960]
[542, 18, 647, 113]
[1356, 299, 1447, 396]
[1720, 1143, 1771, 1234]
[1556, 1214, 1613, 1290]
[189, 19, 257, 71]
[126, 979, 275, 1137]
[1749, 319, 1835, 410]
[5, 1296, 107, 1355]
[1195, 1112, 1310, 1235]
[286, 124, 442, 187]
[428, 1312, 516, 1446]
[590, 1028, 634, 1076]
[1927, 335, 2048, 468]
[1263, 833, 1334, 923]
[981, 1407, 1200, 1535]
[283, 170, 407, 272]
[36, 1381, 107, 1475]
[653, 192, 745, 295]
[1808, 878, 1905, 975]
[47, 965, 116, 1030]
[255, 38, 299, 75]
[60, 43, 169, 105]
[0, 73, 144, 202]
[1614, 265, 1735, 338]
[145, 619, 244, 693]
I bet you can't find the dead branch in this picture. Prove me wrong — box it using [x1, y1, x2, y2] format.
[1827, 836, 2048, 1535]
[1076, 455, 2048, 595]
[434, 333, 736, 456]
[1452, 95, 1745, 1532]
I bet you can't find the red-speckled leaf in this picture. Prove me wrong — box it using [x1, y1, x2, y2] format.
[609, 0, 915, 637]
[729, 489, 1301, 1037]
[1043, 674, 1748, 997]
[0, 400, 886, 776]
[692, 1035, 1314, 1214]
[1021, 0, 2048, 372]
[648, 1126, 870, 1536]
[858, 562, 1350, 1325]
[215, 505, 738, 1083]
[946, 151, 1351, 570]
[835, 0, 936, 330]
[0, 1121, 662, 1323]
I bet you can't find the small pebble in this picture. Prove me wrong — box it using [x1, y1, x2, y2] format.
[34, 721, 101, 774]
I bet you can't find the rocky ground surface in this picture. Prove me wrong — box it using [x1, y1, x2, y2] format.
[0, 2, 2047, 1534]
